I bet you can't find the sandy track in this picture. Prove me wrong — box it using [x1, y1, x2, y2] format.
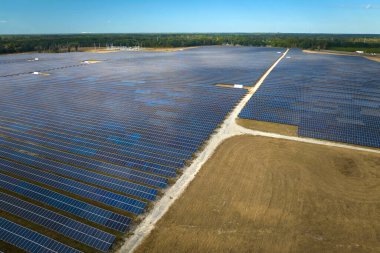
[136, 135, 380, 253]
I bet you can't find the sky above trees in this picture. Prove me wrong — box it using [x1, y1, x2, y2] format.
[0, 0, 379, 34]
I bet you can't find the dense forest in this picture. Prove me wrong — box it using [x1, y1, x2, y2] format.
[0, 33, 380, 54]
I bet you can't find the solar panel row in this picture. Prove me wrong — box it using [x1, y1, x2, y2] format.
[0, 146, 158, 201]
[0, 158, 146, 215]
[0, 95, 232, 150]
[0, 46, 283, 252]
[0, 47, 282, 83]
[0, 136, 168, 188]
[0, 173, 131, 232]
[1, 193, 115, 252]
[240, 49, 380, 148]
[0, 127, 179, 177]
[0, 217, 82, 253]
[0, 117, 184, 168]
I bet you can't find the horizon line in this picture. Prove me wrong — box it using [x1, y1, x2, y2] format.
[1, 32, 380, 36]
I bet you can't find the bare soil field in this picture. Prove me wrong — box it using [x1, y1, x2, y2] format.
[136, 135, 380, 253]
[81, 48, 121, 53]
[140, 47, 198, 52]
[82, 47, 198, 53]
[215, 84, 250, 90]
[303, 49, 361, 57]
[237, 118, 298, 136]
[365, 57, 380, 63]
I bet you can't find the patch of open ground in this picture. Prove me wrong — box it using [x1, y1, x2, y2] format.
[82, 47, 198, 53]
[81, 60, 102, 64]
[140, 47, 198, 52]
[365, 57, 380, 63]
[136, 135, 380, 253]
[237, 118, 298, 136]
[303, 49, 361, 57]
[80, 48, 121, 53]
[215, 84, 250, 90]
[31, 71, 50, 76]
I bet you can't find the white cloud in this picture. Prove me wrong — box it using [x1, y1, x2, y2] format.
[338, 3, 380, 9]
[363, 3, 380, 9]
[0, 20, 8, 23]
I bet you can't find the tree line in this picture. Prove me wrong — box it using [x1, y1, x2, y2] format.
[1, 33, 379, 54]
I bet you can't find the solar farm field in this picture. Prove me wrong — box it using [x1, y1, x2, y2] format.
[239, 49, 380, 148]
[0, 46, 283, 252]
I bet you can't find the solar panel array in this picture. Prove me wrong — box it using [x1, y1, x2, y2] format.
[0, 46, 282, 252]
[0, 193, 115, 252]
[239, 49, 380, 148]
[0, 174, 131, 232]
[1, 217, 81, 253]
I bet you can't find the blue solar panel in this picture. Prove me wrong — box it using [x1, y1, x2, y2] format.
[0, 158, 146, 215]
[0, 146, 158, 201]
[240, 49, 380, 148]
[0, 173, 131, 232]
[0, 136, 168, 188]
[0, 127, 178, 177]
[0, 217, 82, 253]
[0, 193, 115, 252]
[0, 46, 283, 249]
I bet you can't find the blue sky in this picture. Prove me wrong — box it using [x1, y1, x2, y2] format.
[0, 0, 379, 34]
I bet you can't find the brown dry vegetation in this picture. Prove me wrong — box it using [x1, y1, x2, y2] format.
[141, 47, 198, 52]
[365, 57, 380, 63]
[81, 60, 102, 64]
[303, 49, 359, 57]
[215, 84, 250, 90]
[82, 47, 197, 53]
[80, 48, 120, 53]
[237, 118, 298, 136]
[136, 135, 380, 253]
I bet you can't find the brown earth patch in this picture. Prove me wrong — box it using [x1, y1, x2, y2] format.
[237, 118, 298, 136]
[136, 135, 380, 253]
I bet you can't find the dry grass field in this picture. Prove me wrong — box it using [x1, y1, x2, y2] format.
[215, 84, 250, 90]
[136, 135, 380, 253]
[237, 118, 298, 136]
[82, 47, 197, 53]
[365, 57, 380, 63]
[140, 47, 198, 52]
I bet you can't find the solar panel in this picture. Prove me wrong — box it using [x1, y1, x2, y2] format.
[240, 49, 380, 148]
[0, 193, 115, 252]
[0, 173, 131, 232]
[0, 136, 168, 188]
[0, 217, 82, 253]
[0, 46, 283, 250]
[0, 158, 146, 215]
[0, 146, 158, 201]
